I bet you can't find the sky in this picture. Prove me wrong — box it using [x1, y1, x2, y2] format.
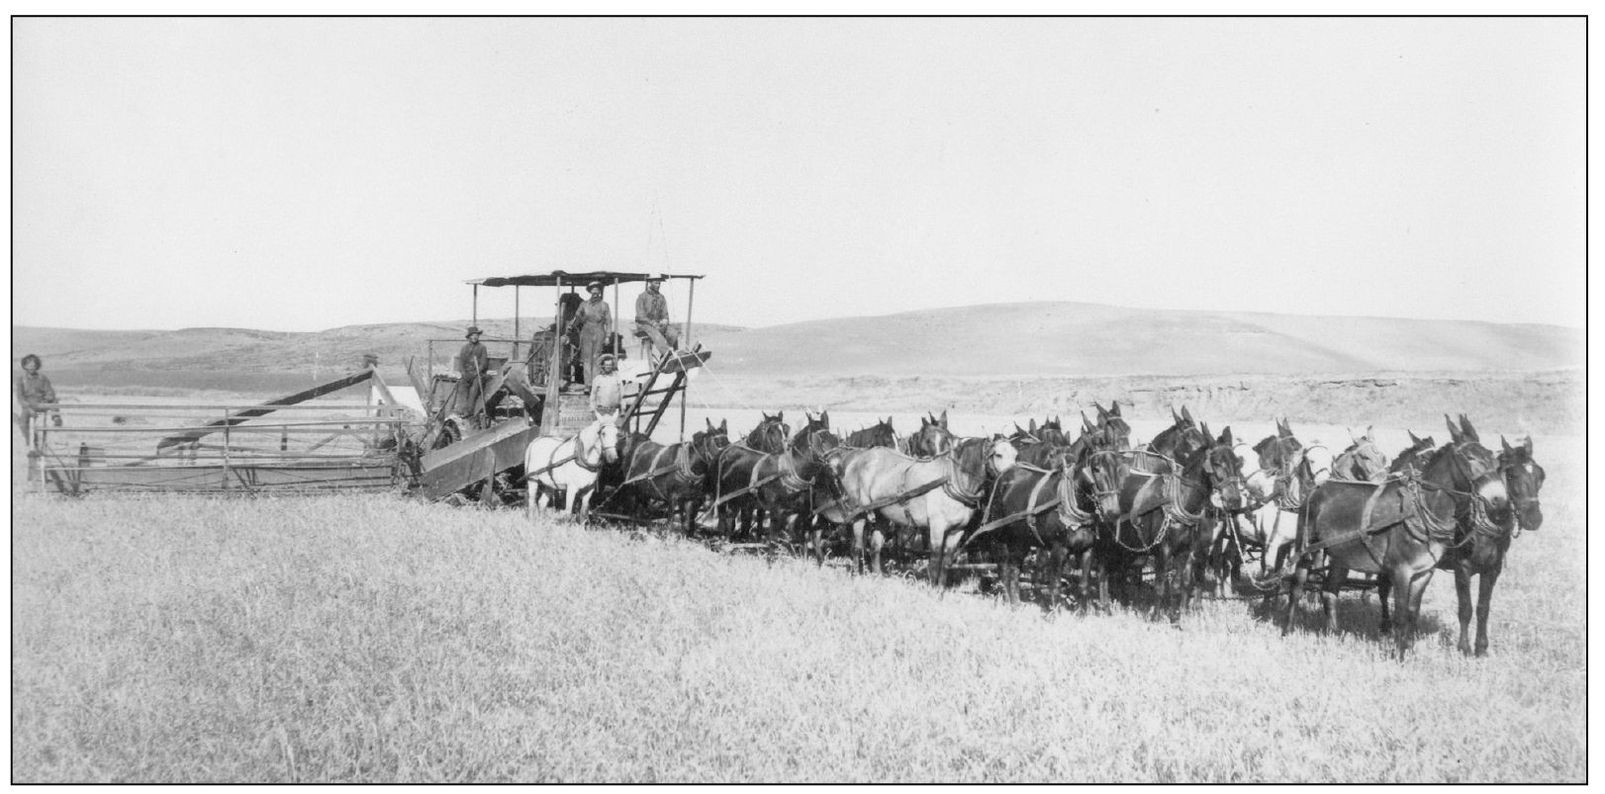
[10, 16, 1586, 332]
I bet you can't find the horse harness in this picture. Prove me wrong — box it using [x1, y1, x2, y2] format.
[1297, 455, 1498, 568]
[526, 430, 600, 482]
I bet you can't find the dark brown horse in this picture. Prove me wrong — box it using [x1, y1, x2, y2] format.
[616, 419, 730, 535]
[1378, 417, 1538, 657]
[978, 437, 1125, 611]
[710, 412, 839, 543]
[1098, 425, 1244, 623]
[704, 412, 792, 536]
[1286, 416, 1509, 658]
[843, 417, 898, 450]
[1252, 418, 1304, 475]
[1094, 402, 1132, 450]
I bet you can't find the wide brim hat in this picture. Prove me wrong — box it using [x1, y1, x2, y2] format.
[466, 326, 483, 337]
[597, 353, 616, 363]
[586, 281, 604, 293]
[646, 275, 664, 283]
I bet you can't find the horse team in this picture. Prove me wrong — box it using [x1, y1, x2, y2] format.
[523, 405, 1545, 659]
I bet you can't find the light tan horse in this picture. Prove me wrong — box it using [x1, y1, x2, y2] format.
[829, 435, 1017, 585]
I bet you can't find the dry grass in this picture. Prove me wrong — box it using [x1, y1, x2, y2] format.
[12, 451, 1584, 782]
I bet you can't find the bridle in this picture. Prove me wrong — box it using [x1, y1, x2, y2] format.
[1497, 452, 1543, 539]
[1414, 441, 1507, 543]
[1080, 447, 1126, 519]
[942, 437, 1009, 508]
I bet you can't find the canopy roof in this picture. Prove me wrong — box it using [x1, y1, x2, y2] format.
[467, 271, 703, 289]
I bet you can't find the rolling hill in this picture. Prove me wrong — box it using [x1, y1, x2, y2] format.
[693, 302, 1581, 377]
[12, 303, 1579, 394]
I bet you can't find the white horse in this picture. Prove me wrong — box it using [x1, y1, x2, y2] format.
[524, 411, 621, 522]
[1235, 442, 1331, 578]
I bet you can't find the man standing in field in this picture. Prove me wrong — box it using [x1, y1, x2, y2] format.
[454, 327, 490, 429]
[568, 282, 612, 387]
[634, 276, 679, 361]
[13, 353, 60, 446]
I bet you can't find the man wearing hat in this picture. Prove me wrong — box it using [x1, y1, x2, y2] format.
[454, 326, 490, 428]
[567, 282, 612, 387]
[634, 276, 680, 360]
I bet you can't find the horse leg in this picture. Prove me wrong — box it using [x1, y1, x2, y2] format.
[1320, 564, 1346, 634]
[1474, 563, 1501, 657]
[869, 523, 886, 576]
[1077, 548, 1094, 612]
[1175, 546, 1194, 623]
[808, 515, 826, 567]
[850, 518, 866, 575]
[1453, 566, 1474, 655]
[1406, 570, 1432, 659]
[928, 526, 947, 589]
[1376, 570, 1392, 634]
[1283, 557, 1310, 636]
[1044, 544, 1069, 614]
[999, 544, 1019, 606]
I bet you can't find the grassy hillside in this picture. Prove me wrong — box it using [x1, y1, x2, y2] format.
[696, 303, 1581, 377]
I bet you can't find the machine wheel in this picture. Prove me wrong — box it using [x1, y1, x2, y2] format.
[432, 415, 468, 451]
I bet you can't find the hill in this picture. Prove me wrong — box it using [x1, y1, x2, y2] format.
[10, 303, 1581, 431]
[693, 302, 1581, 377]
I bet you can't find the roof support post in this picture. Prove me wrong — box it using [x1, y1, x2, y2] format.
[472, 284, 480, 324]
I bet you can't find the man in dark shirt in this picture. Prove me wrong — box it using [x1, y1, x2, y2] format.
[13, 353, 60, 445]
[454, 327, 490, 428]
[634, 276, 680, 360]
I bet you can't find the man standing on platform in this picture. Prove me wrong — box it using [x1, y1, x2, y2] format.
[454, 326, 490, 428]
[568, 281, 612, 387]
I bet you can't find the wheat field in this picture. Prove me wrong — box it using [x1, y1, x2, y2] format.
[11, 444, 1584, 782]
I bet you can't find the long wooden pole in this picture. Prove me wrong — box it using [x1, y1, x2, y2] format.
[679, 278, 695, 442]
[545, 277, 564, 422]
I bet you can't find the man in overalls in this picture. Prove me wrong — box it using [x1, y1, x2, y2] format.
[568, 282, 612, 387]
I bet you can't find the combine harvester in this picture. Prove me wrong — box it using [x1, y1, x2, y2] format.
[410, 271, 710, 504]
[24, 270, 711, 503]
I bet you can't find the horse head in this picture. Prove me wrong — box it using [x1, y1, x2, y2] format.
[587, 411, 622, 466]
[985, 434, 1018, 477]
[1419, 431, 1509, 526]
[908, 417, 956, 458]
[1101, 405, 1131, 450]
[1499, 435, 1544, 533]
[792, 413, 841, 470]
[1201, 426, 1245, 511]
[746, 412, 791, 453]
[1253, 422, 1304, 476]
[1076, 437, 1127, 519]
[1334, 434, 1389, 481]
[695, 419, 732, 464]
